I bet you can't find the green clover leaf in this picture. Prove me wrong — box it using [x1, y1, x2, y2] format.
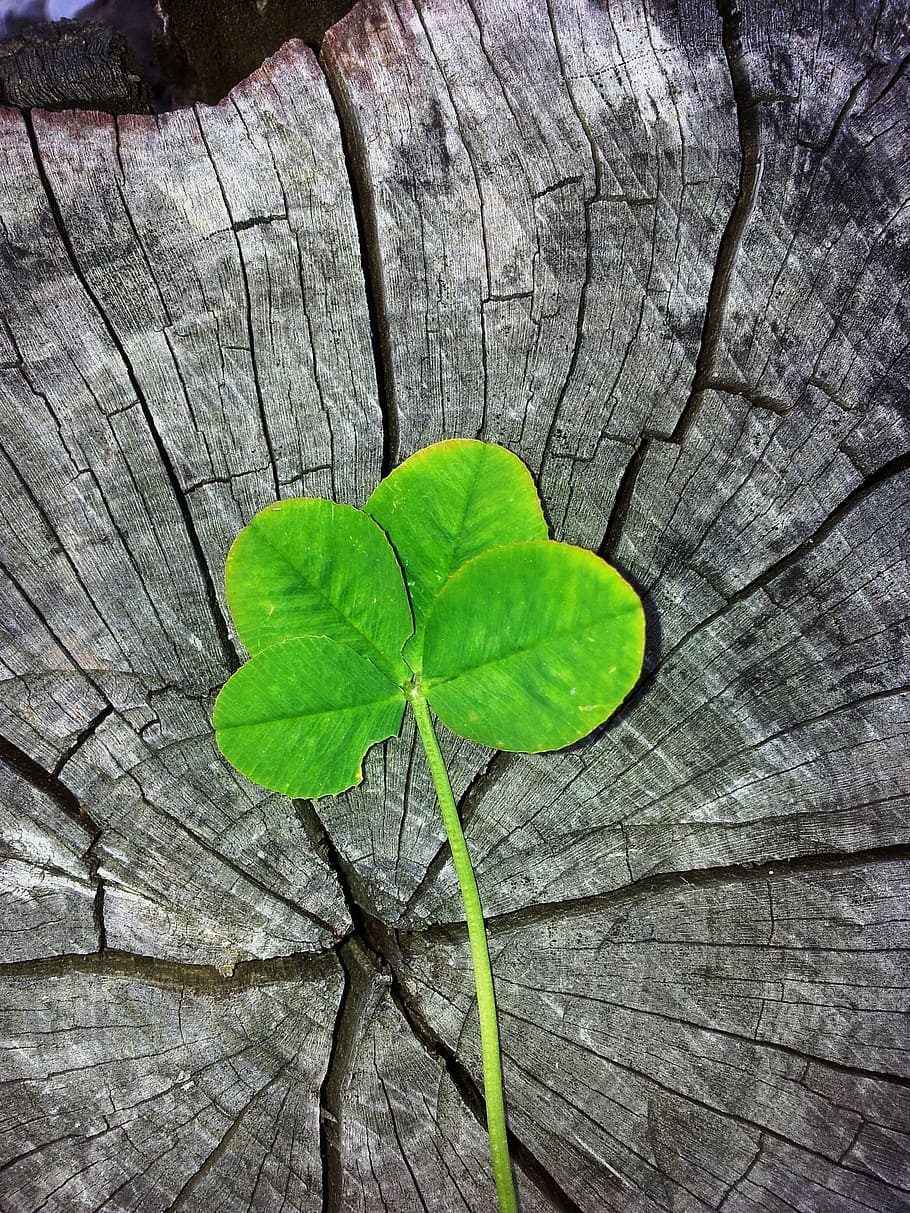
[365, 439, 548, 667]
[225, 497, 413, 681]
[212, 440, 646, 1213]
[422, 539, 645, 751]
[213, 636, 405, 798]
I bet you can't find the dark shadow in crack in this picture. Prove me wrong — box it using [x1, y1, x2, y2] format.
[0, 0, 359, 112]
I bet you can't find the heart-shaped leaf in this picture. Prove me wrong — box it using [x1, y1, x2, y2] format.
[365, 440, 547, 666]
[225, 499, 413, 683]
[422, 540, 644, 751]
[213, 635, 406, 798]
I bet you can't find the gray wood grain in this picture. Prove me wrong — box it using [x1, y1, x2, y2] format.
[0, 0, 907, 1209]
[0, 40, 375, 965]
[399, 859, 910, 1211]
[322, 0, 739, 543]
[0, 763, 97, 961]
[0, 19, 150, 112]
[0, 954, 343, 1211]
[325, 941, 559, 1213]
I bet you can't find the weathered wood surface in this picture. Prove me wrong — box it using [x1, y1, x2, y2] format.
[0, 1, 907, 1210]
[0, 18, 151, 112]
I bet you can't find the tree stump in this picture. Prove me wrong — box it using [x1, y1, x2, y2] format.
[1, 1, 908, 1210]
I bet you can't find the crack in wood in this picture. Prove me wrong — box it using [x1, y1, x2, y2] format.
[231, 212, 289, 232]
[191, 107, 282, 504]
[292, 790, 587, 1211]
[502, 1044, 689, 1208]
[645, 1095, 675, 1209]
[377, 926, 589, 1213]
[2, 729, 110, 952]
[599, 438, 652, 559]
[539, 0, 598, 480]
[701, 377, 793, 415]
[600, 0, 764, 561]
[86, 834, 108, 953]
[0, 945, 339, 991]
[290, 805, 403, 1212]
[656, 447, 910, 668]
[596, 445, 910, 749]
[0, 443, 130, 679]
[716, 1132, 766, 1210]
[109, 139, 176, 327]
[118, 767, 346, 941]
[318, 940, 383, 1213]
[673, 0, 763, 446]
[858, 48, 910, 116]
[501, 998, 909, 1195]
[50, 705, 115, 780]
[318, 43, 399, 479]
[162, 1058, 294, 1212]
[412, 842, 910, 941]
[377, 1059, 433, 1212]
[499, 961, 910, 1094]
[0, 733, 99, 840]
[20, 111, 240, 677]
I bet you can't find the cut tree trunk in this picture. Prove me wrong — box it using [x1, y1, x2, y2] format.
[1, 1, 908, 1211]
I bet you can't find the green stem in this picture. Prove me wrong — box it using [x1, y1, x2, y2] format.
[410, 691, 518, 1213]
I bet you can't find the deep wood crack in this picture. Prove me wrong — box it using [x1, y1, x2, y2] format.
[318, 942, 366, 1213]
[0, 732, 109, 951]
[0, 733, 99, 838]
[412, 842, 910, 940]
[674, 0, 763, 445]
[21, 111, 240, 677]
[376, 926, 589, 1213]
[296, 792, 588, 1212]
[402, 750, 515, 922]
[601, 0, 764, 558]
[318, 43, 399, 479]
[0, 946, 339, 991]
